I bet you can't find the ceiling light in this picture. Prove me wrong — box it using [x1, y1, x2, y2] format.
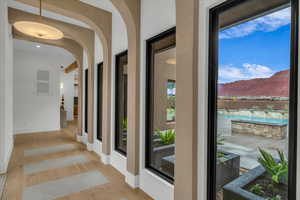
[166, 58, 176, 65]
[13, 0, 64, 40]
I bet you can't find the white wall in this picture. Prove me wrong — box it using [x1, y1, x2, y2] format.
[79, 0, 129, 175]
[93, 34, 103, 155]
[0, 0, 14, 174]
[197, 1, 215, 199]
[140, 0, 176, 199]
[109, 2, 128, 178]
[81, 49, 89, 144]
[13, 41, 75, 134]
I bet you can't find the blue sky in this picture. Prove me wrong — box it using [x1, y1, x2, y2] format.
[218, 8, 291, 83]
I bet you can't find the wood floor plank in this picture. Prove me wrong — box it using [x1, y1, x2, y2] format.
[4, 122, 153, 200]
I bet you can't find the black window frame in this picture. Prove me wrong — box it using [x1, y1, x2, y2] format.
[97, 62, 103, 141]
[84, 69, 88, 133]
[115, 50, 128, 156]
[207, 0, 298, 199]
[145, 27, 176, 184]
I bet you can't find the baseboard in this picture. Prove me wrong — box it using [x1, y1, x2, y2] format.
[0, 138, 13, 174]
[81, 133, 88, 144]
[126, 172, 139, 189]
[86, 143, 93, 151]
[100, 153, 110, 165]
[14, 127, 60, 135]
[76, 135, 82, 142]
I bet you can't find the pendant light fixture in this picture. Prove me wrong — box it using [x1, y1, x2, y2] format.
[13, 0, 64, 40]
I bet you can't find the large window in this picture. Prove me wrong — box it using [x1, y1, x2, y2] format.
[84, 69, 88, 133]
[208, 1, 298, 200]
[97, 63, 103, 141]
[115, 51, 128, 155]
[146, 28, 176, 182]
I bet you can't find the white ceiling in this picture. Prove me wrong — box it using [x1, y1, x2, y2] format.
[13, 39, 75, 68]
[8, 0, 116, 63]
[79, 0, 114, 12]
[8, 0, 91, 29]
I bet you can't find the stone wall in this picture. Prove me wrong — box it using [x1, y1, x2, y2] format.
[231, 120, 287, 140]
[218, 96, 288, 111]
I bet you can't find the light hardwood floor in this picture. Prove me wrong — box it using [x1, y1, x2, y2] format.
[3, 122, 152, 200]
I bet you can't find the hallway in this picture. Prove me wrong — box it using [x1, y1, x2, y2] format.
[2, 122, 152, 200]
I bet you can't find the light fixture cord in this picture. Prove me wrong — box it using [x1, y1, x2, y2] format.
[39, 0, 42, 16]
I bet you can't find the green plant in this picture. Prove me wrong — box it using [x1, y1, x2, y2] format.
[217, 152, 227, 159]
[166, 108, 176, 121]
[157, 129, 175, 145]
[216, 137, 227, 160]
[250, 184, 264, 196]
[122, 119, 128, 132]
[257, 148, 288, 184]
[217, 137, 225, 145]
[167, 96, 176, 109]
[268, 195, 282, 200]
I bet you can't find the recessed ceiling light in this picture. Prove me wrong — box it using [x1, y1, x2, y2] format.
[36, 45, 41, 48]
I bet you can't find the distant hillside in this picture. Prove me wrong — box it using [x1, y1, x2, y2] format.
[218, 70, 289, 97]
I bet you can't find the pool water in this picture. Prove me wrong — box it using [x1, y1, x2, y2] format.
[218, 114, 288, 124]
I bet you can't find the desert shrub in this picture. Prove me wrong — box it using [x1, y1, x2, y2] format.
[157, 129, 175, 145]
[122, 119, 128, 131]
[250, 184, 264, 196]
[257, 148, 288, 184]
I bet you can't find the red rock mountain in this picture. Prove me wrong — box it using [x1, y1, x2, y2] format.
[218, 70, 289, 97]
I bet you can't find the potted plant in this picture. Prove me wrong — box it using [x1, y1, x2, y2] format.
[216, 138, 240, 191]
[152, 129, 176, 176]
[223, 148, 288, 200]
[157, 129, 175, 145]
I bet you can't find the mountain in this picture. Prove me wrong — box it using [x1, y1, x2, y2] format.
[218, 70, 289, 97]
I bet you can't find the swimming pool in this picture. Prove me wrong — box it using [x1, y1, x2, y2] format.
[218, 114, 288, 124]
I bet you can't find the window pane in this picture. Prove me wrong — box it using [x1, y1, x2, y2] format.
[115, 51, 128, 155]
[84, 69, 88, 133]
[97, 63, 103, 141]
[146, 28, 176, 182]
[208, 1, 296, 199]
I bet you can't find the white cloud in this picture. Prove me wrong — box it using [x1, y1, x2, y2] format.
[219, 63, 275, 83]
[220, 8, 291, 39]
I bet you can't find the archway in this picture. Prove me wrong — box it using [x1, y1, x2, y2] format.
[8, 7, 95, 150]
[15, 0, 112, 155]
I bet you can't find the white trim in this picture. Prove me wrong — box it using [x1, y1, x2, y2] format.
[86, 142, 93, 151]
[0, 138, 13, 174]
[76, 135, 82, 142]
[125, 172, 139, 188]
[93, 139, 102, 156]
[81, 133, 88, 144]
[110, 150, 127, 175]
[100, 153, 110, 165]
[139, 169, 174, 200]
[197, 2, 211, 200]
[198, 1, 229, 200]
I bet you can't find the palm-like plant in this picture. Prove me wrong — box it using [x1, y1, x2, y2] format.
[122, 119, 128, 132]
[157, 129, 175, 145]
[257, 148, 288, 184]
